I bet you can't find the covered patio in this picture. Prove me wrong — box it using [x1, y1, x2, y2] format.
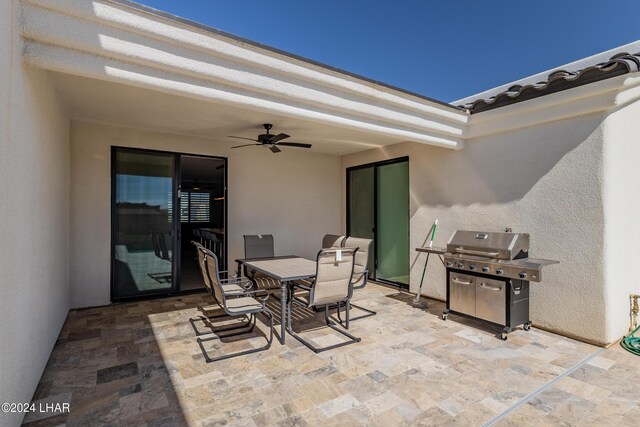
[3, 1, 640, 426]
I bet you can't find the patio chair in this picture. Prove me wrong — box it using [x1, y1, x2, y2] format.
[194, 243, 274, 362]
[336, 237, 375, 327]
[287, 247, 361, 353]
[322, 234, 345, 249]
[295, 233, 345, 300]
[189, 241, 248, 335]
[243, 234, 279, 291]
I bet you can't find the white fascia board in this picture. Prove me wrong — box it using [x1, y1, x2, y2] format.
[24, 41, 463, 150]
[20, 0, 467, 149]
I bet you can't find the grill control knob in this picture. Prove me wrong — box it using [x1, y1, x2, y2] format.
[446, 261, 453, 268]
[495, 269, 504, 275]
[457, 263, 464, 269]
[469, 265, 477, 271]
[519, 272, 527, 279]
[482, 266, 490, 273]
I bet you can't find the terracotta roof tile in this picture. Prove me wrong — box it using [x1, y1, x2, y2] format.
[459, 52, 640, 113]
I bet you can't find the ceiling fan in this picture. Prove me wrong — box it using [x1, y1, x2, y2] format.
[228, 124, 312, 153]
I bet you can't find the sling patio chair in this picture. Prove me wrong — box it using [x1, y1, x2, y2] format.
[336, 237, 375, 327]
[193, 243, 274, 362]
[287, 247, 361, 353]
[322, 233, 345, 249]
[189, 241, 250, 336]
[243, 234, 280, 291]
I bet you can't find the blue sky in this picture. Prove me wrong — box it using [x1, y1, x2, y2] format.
[137, 1, 640, 102]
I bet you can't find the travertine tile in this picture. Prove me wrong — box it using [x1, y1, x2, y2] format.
[26, 283, 640, 426]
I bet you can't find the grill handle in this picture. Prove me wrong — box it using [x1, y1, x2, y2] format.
[451, 278, 473, 285]
[479, 282, 502, 291]
[454, 248, 500, 258]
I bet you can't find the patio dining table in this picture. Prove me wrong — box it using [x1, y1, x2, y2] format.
[235, 255, 316, 344]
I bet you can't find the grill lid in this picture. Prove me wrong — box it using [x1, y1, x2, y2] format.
[446, 230, 529, 260]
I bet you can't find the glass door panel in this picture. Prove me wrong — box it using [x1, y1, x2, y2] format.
[112, 149, 176, 299]
[348, 166, 375, 272]
[376, 161, 409, 284]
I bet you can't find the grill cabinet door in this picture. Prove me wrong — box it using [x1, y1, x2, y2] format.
[476, 278, 506, 325]
[450, 273, 476, 316]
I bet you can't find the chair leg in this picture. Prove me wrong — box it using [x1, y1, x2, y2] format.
[189, 313, 254, 337]
[347, 302, 377, 321]
[286, 302, 361, 353]
[197, 311, 273, 363]
[345, 301, 350, 330]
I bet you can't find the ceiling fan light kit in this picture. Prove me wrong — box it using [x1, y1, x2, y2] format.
[229, 124, 312, 153]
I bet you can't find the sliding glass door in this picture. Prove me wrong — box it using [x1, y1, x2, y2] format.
[347, 158, 409, 286]
[112, 148, 227, 301]
[376, 161, 409, 284]
[112, 149, 177, 300]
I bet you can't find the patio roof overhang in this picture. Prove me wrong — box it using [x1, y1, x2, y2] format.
[20, 0, 468, 154]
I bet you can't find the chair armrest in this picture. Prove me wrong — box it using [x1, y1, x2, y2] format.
[351, 269, 369, 290]
[221, 276, 253, 290]
[292, 280, 313, 291]
[242, 289, 270, 304]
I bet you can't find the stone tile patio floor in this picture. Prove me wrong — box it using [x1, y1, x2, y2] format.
[24, 282, 640, 426]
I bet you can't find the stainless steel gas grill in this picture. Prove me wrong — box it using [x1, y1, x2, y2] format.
[441, 230, 558, 340]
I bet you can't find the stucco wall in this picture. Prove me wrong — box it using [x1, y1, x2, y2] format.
[602, 95, 640, 341]
[342, 113, 610, 344]
[70, 121, 341, 308]
[0, 1, 71, 424]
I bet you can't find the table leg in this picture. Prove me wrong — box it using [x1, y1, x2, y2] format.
[279, 280, 288, 344]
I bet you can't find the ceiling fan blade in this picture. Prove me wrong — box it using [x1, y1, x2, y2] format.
[269, 133, 290, 144]
[228, 136, 258, 142]
[277, 142, 312, 149]
[231, 143, 261, 149]
[269, 145, 281, 153]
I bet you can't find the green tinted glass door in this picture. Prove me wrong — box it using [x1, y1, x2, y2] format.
[376, 161, 409, 284]
[113, 149, 176, 299]
[348, 166, 375, 272]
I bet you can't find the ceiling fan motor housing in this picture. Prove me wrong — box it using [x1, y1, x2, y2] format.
[258, 134, 272, 143]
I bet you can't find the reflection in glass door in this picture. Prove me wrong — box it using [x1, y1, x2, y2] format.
[112, 149, 176, 300]
[347, 167, 375, 275]
[347, 158, 409, 287]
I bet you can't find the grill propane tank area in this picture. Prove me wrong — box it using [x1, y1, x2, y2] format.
[417, 230, 559, 340]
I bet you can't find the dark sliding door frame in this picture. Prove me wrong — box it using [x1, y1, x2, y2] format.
[110, 146, 228, 303]
[346, 156, 409, 289]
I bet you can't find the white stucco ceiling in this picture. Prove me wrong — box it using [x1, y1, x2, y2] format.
[23, 0, 466, 155]
[50, 71, 419, 155]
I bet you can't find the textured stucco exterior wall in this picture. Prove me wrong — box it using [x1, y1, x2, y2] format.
[0, 1, 71, 425]
[70, 121, 341, 308]
[602, 95, 640, 341]
[342, 113, 609, 344]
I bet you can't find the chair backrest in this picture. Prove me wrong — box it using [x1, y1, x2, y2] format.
[243, 234, 274, 259]
[322, 234, 345, 249]
[193, 229, 202, 239]
[310, 247, 357, 306]
[201, 247, 225, 306]
[192, 241, 212, 291]
[343, 237, 372, 286]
